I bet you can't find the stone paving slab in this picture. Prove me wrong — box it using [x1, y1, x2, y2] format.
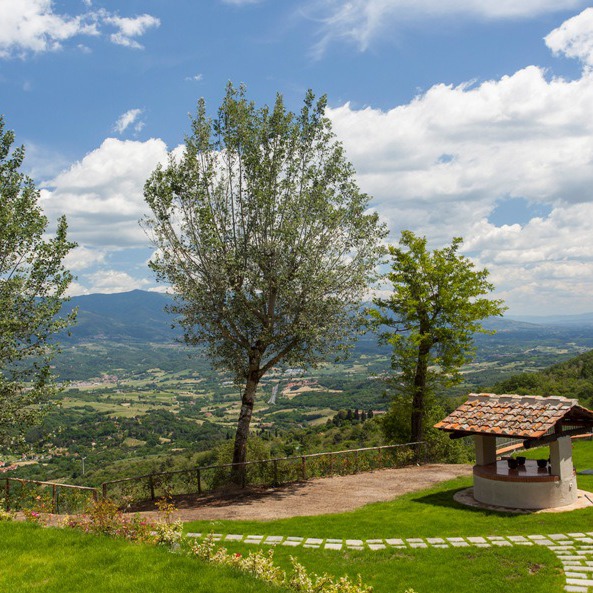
[187, 531, 593, 592]
[325, 543, 343, 550]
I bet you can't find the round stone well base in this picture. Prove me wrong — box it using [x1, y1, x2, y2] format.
[454, 487, 593, 514]
[472, 460, 578, 510]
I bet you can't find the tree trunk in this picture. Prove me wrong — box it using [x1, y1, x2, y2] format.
[410, 341, 430, 444]
[231, 366, 260, 485]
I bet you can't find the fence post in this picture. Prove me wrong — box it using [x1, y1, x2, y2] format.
[354, 450, 359, 474]
[273, 459, 278, 486]
[93, 489, 99, 503]
[149, 475, 155, 501]
[301, 456, 306, 481]
[5, 479, 10, 511]
[196, 469, 202, 495]
[52, 484, 58, 514]
[102, 483, 108, 499]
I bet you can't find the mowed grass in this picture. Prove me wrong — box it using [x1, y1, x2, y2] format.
[184, 440, 593, 539]
[220, 542, 563, 593]
[180, 442, 593, 593]
[0, 522, 287, 593]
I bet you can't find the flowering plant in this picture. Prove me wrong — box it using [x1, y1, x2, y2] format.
[189, 534, 387, 593]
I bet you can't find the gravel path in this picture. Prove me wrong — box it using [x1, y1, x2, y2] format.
[136, 463, 471, 521]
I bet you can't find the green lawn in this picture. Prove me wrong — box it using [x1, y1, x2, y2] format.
[0, 522, 286, 593]
[184, 440, 593, 539]
[179, 442, 593, 593]
[5, 442, 591, 593]
[220, 542, 563, 593]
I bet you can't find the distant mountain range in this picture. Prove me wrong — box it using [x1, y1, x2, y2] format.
[507, 313, 593, 327]
[61, 290, 179, 343]
[60, 289, 593, 345]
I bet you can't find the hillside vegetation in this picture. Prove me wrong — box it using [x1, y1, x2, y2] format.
[487, 349, 593, 405]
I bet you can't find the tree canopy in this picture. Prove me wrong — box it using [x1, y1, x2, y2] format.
[143, 84, 386, 470]
[0, 117, 76, 448]
[371, 231, 506, 444]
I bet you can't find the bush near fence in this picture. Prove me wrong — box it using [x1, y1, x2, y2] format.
[1, 478, 99, 515]
[102, 442, 426, 507]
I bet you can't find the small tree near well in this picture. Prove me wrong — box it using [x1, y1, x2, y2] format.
[143, 85, 386, 477]
[0, 117, 76, 448]
[370, 231, 505, 445]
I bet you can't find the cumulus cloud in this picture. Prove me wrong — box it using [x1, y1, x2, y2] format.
[114, 108, 145, 134]
[0, 0, 98, 58]
[104, 14, 160, 49]
[324, 14, 593, 314]
[38, 9, 593, 313]
[306, 0, 586, 55]
[545, 7, 593, 67]
[83, 270, 152, 295]
[63, 245, 107, 272]
[329, 65, 593, 221]
[41, 137, 169, 249]
[0, 0, 159, 58]
[67, 272, 152, 296]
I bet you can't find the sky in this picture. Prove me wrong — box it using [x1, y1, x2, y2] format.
[2, 0, 593, 316]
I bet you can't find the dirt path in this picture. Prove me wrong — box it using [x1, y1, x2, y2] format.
[136, 463, 471, 522]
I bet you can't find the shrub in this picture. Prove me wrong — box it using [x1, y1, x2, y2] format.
[64, 497, 182, 546]
[189, 534, 401, 593]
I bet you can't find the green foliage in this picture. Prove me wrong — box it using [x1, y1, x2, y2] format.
[64, 497, 183, 546]
[487, 349, 593, 406]
[371, 231, 505, 442]
[144, 84, 385, 380]
[0, 117, 75, 448]
[144, 83, 386, 465]
[191, 534, 377, 593]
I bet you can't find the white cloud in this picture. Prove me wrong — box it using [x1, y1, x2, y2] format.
[84, 270, 151, 294]
[63, 245, 107, 272]
[307, 0, 586, 55]
[41, 137, 169, 249]
[104, 14, 160, 49]
[0, 0, 98, 58]
[37, 10, 593, 312]
[0, 0, 159, 58]
[545, 7, 593, 67]
[325, 14, 593, 314]
[185, 73, 203, 82]
[114, 108, 144, 134]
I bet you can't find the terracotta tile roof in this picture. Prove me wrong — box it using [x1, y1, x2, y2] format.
[434, 393, 593, 439]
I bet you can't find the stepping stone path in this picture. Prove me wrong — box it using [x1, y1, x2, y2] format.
[185, 531, 593, 592]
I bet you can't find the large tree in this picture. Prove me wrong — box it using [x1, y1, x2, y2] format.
[0, 117, 76, 448]
[143, 85, 386, 474]
[371, 231, 505, 444]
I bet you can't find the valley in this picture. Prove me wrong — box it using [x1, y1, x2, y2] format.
[8, 290, 593, 487]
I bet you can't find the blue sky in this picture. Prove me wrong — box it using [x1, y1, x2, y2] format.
[3, 1, 593, 315]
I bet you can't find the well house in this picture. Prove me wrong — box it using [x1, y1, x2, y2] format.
[435, 393, 593, 510]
